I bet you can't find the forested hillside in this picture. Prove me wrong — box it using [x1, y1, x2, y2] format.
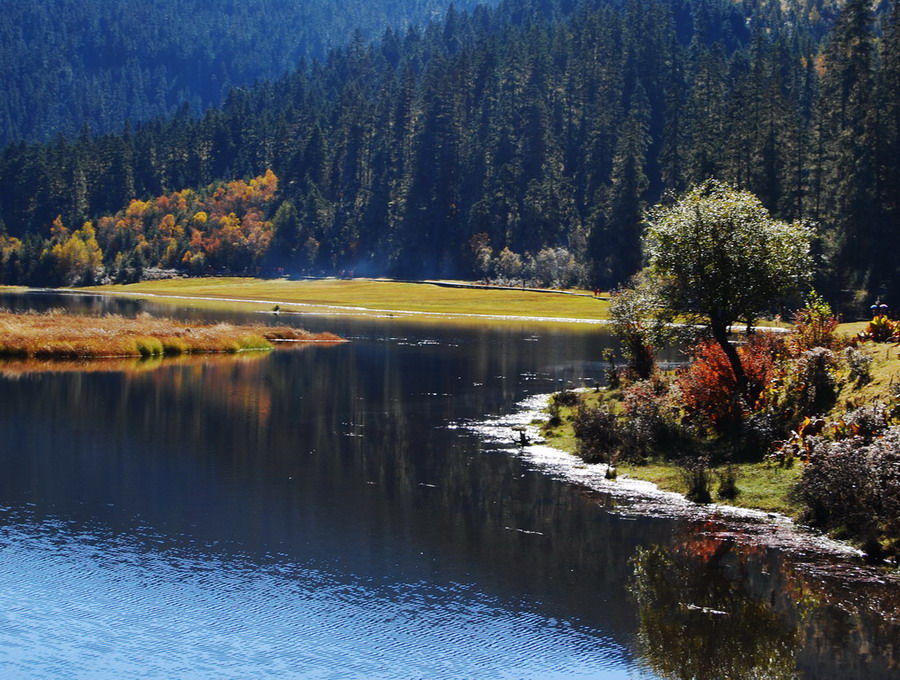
[1, 0, 897, 310]
[0, 0, 490, 145]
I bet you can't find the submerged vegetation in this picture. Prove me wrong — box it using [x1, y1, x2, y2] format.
[0, 309, 343, 359]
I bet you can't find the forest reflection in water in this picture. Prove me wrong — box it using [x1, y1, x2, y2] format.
[0, 291, 897, 679]
[0, 349, 271, 377]
[631, 539, 803, 680]
[629, 520, 900, 680]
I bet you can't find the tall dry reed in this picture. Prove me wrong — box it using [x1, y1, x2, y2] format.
[0, 309, 343, 359]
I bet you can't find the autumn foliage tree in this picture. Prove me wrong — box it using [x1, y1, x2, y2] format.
[0, 233, 24, 283]
[94, 170, 279, 279]
[644, 180, 813, 394]
[677, 334, 783, 435]
[40, 216, 104, 286]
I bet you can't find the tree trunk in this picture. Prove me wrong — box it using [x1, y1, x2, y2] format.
[710, 318, 747, 395]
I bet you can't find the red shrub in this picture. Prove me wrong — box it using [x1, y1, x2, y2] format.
[678, 340, 741, 433]
[741, 333, 784, 402]
[677, 334, 783, 435]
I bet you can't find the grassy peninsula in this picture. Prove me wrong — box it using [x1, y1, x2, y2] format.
[540, 388, 805, 516]
[85, 277, 610, 323]
[540, 323, 900, 554]
[0, 309, 343, 359]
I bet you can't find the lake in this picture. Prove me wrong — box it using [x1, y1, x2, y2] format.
[0, 292, 897, 679]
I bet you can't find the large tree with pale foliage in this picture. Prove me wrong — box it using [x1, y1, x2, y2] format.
[643, 180, 813, 391]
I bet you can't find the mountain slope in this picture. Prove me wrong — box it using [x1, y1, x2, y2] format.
[0, 0, 492, 145]
[0, 0, 896, 307]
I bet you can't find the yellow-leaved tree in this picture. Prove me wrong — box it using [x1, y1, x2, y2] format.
[45, 217, 104, 285]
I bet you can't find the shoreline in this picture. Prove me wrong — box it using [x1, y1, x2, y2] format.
[21, 280, 792, 329]
[67, 288, 613, 325]
[467, 392, 875, 566]
[6, 284, 892, 569]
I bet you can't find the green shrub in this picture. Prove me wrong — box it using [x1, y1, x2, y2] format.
[134, 337, 164, 357]
[678, 456, 712, 504]
[161, 338, 192, 355]
[620, 378, 688, 460]
[791, 291, 840, 351]
[235, 334, 273, 351]
[760, 347, 837, 432]
[716, 465, 740, 500]
[572, 404, 622, 464]
[793, 426, 900, 559]
[554, 389, 581, 407]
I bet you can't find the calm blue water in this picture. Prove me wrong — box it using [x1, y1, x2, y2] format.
[0, 516, 634, 679]
[0, 291, 897, 679]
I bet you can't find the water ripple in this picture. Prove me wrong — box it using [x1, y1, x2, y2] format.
[0, 516, 647, 679]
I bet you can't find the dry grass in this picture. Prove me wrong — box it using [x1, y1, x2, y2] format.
[0, 309, 344, 359]
[833, 341, 900, 414]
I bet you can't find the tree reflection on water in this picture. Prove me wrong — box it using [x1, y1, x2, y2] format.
[629, 528, 805, 680]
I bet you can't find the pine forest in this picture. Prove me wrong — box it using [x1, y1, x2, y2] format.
[0, 0, 898, 313]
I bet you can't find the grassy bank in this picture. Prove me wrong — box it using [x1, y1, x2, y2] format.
[834, 326, 900, 412]
[540, 327, 899, 519]
[86, 277, 610, 323]
[0, 309, 343, 359]
[539, 389, 804, 516]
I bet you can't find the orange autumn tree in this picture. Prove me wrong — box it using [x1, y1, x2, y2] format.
[677, 334, 783, 435]
[95, 170, 279, 278]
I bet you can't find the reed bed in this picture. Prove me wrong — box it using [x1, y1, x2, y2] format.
[0, 309, 343, 359]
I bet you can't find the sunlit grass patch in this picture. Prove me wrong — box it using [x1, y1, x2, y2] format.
[615, 461, 803, 516]
[0, 309, 343, 360]
[88, 277, 611, 323]
[540, 387, 805, 517]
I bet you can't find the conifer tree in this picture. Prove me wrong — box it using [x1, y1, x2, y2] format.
[815, 0, 879, 295]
